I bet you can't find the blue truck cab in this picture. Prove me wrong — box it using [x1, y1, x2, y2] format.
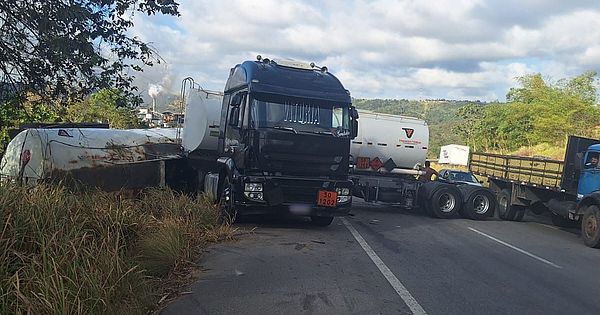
[577, 145, 600, 198]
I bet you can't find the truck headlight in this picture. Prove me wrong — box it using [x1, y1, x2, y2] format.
[244, 191, 264, 201]
[337, 195, 351, 203]
[336, 187, 350, 196]
[244, 183, 263, 192]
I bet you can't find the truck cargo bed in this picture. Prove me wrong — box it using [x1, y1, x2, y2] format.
[469, 152, 564, 190]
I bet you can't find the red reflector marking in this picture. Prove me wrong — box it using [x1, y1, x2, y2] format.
[58, 129, 72, 137]
[370, 157, 383, 170]
[20, 149, 31, 166]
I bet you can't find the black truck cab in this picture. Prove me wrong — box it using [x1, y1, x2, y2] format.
[215, 57, 358, 225]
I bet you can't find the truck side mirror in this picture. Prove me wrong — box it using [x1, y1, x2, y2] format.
[350, 107, 359, 120]
[350, 106, 359, 139]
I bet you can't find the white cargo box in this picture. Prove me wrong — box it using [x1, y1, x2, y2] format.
[438, 144, 470, 166]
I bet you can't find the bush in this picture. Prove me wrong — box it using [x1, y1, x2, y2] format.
[0, 184, 230, 314]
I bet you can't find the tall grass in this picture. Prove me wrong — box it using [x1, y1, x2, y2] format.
[0, 184, 231, 314]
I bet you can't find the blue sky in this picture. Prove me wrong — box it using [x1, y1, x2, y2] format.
[129, 0, 600, 102]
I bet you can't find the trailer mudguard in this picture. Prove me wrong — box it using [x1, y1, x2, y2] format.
[577, 191, 600, 214]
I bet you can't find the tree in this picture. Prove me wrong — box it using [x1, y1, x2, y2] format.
[452, 104, 484, 149]
[66, 88, 145, 129]
[468, 72, 600, 154]
[0, 0, 179, 106]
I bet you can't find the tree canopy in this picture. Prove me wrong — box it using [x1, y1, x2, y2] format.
[66, 88, 145, 129]
[471, 71, 600, 153]
[0, 0, 179, 105]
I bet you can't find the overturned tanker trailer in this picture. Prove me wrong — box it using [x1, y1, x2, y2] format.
[0, 127, 181, 191]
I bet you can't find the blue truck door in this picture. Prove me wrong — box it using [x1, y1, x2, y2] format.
[577, 150, 600, 197]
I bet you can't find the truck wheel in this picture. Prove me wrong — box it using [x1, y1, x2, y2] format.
[512, 206, 526, 222]
[418, 181, 443, 216]
[218, 176, 236, 223]
[460, 188, 496, 220]
[429, 186, 463, 219]
[582, 206, 600, 248]
[497, 189, 516, 220]
[311, 216, 334, 227]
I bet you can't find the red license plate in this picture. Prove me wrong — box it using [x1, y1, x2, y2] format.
[317, 190, 337, 207]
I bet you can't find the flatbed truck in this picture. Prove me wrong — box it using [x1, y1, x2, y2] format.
[470, 135, 600, 247]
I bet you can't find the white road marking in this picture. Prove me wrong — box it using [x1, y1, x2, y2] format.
[341, 218, 427, 315]
[468, 227, 562, 269]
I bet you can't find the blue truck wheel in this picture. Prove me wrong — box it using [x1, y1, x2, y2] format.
[582, 205, 600, 248]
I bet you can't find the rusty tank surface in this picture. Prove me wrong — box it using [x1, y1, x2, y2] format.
[0, 127, 182, 190]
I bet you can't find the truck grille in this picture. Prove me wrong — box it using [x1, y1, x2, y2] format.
[270, 178, 323, 204]
[262, 152, 344, 176]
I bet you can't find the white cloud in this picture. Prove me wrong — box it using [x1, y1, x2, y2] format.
[128, 0, 600, 102]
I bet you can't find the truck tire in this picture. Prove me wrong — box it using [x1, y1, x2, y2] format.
[197, 169, 206, 194]
[417, 181, 443, 216]
[550, 212, 577, 228]
[428, 186, 463, 219]
[497, 189, 517, 220]
[311, 216, 334, 227]
[582, 205, 600, 248]
[218, 175, 236, 223]
[459, 186, 496, 220]
[512, 206, 526, 222]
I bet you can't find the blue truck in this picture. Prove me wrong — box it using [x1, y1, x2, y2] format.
[470, 136, 600, 248]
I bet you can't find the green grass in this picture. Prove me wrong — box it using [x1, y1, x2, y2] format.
[0, 184, 232, 314]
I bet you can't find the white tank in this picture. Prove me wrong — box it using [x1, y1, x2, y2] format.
[0, 128, 179, 184]
[181, 87, 223, 154]
[351, 110, 429, 170]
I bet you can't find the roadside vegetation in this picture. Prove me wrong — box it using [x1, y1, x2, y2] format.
[0, 184, 233, 314]
[355, 71, 600, 160]
[457, 71, 600, 158]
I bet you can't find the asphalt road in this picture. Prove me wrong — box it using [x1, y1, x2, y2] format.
[162, 201, 600, 315]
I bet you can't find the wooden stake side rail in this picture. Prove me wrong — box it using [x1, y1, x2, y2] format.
[469, 152, 564, 190]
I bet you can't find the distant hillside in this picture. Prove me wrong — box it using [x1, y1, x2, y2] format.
[353, 98, 488, 158]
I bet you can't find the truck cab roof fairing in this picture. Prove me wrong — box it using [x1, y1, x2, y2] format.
[225, 60, 351, 103]
[224, 66, 247, 92]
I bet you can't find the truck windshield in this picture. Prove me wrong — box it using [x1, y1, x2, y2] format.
[584, 151, 599, 168]
[249, 97, 350, 137]
[449, 171, 478, 183]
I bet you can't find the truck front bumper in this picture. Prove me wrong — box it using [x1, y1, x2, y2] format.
[233, 175, 352, 216]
